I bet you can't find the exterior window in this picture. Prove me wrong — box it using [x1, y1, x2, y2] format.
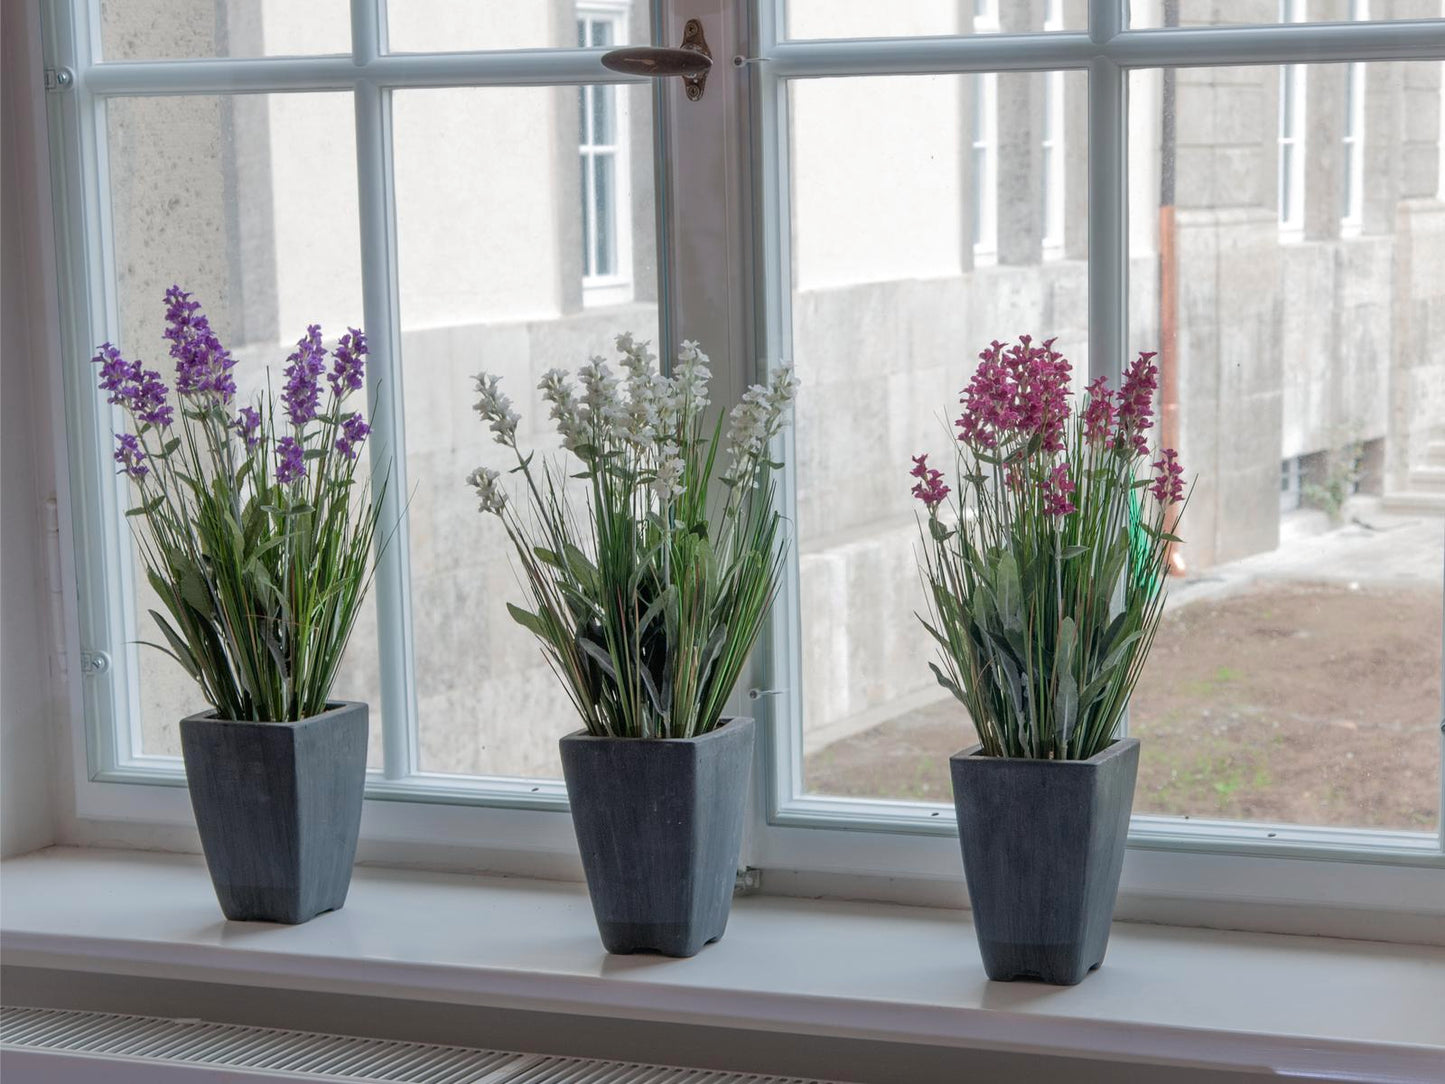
[1041, 0, 1065, 256]
[1341, 1, 1369, 232]
[971, 73, 998, 261]
[578, 6, 633, 303]
[1278, 1, 1307, 236]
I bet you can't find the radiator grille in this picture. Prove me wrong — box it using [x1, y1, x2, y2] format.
[1, 1006, 836, 1084]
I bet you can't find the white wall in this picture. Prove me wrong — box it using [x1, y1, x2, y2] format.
[1, 0, 61, 857]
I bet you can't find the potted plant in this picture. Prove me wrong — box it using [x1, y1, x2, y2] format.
[467, 335, 797, 956]
[94, 287, 384, 925]
[911, 337, 1187, 985]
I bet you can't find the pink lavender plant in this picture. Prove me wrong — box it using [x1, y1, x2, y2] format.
[913, 335, 1189, 761]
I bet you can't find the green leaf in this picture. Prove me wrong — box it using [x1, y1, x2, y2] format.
[928, 661, 965, 703]
[147, 610, 200, 679]
[993, 551, 1023, 633]
[1053, 616, 1078, 744]
[177, 563, 213, 616]
[506, 603, 548, 638]
[125, 496, 164, 518]
[1060, 544, 1088, 560]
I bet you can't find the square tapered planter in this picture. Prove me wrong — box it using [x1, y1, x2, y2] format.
[180, 701, 368, 925]
[950, 737, 1139, 985]
[559, 717, 754, 957]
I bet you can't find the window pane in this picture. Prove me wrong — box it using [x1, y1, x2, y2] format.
[1130, 0, 1441, 27]
[786, 72, 1092, 802]
[593, 153, 616, 276]
[99, 0, 351, 61]
[592, 84, 615, 147]
[1127, 63, 1443, 832]
[784, 0, 1074, 38]
[105, 93, 381, 766]
[393, 84, 659, 779]
[389, 1, 643, 53]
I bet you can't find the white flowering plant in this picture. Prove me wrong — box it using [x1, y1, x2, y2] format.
[468, 334, 798, 740]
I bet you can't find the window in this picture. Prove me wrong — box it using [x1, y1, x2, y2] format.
[1278, 1, 1307, 236]
[1041, 0, 1066, 257]
[577, 4, 634, 304]
[1341, 1, 1369, 233]
[970, 73, 999, 261]
[39, 0, 1445, 922]
[971, 1, 999, 262]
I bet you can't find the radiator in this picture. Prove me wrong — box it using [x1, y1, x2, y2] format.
[1, 1005, 839, 1083]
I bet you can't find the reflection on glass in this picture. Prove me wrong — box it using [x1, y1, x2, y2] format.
[789, 72, 1091, 803]
[392, 85, 660, 779]
[1130, 0, 1440, 27]
[106, 93, 381, 766]
[100, 0, 350, 61]
[1126, 62, 1442, 831]
[786, 0, 1073, 39]
[390, 0, 643, 54]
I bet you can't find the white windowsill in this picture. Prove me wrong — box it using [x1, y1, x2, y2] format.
[2, 848, 1443, 1080]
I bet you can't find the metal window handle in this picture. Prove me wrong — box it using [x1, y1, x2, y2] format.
[601, 18, 712, 101]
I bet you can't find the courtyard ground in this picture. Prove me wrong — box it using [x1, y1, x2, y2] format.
[803, 502, 1442, 831]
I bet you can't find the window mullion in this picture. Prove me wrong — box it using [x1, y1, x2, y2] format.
[1088, 0, 1127, 386]
[352, 0, 419, 781]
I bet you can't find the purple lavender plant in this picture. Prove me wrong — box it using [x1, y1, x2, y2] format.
[93, 287, 383, 723]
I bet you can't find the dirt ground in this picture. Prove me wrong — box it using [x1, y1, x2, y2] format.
[804, 580, 1441, 830]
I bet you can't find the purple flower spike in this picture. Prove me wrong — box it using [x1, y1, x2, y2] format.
[233, 405, 263, 450]
[164, 286, 236, 404]
[93, 342, 173, 428]
[335, 412, 370, 460]
[275, 435, 306, 485]
[282, 324, 326, 426]
[113, 432, 148, 480]
[327, 328, 367, 399]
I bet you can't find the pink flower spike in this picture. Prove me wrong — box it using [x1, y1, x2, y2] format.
[1150, 447, 1185, 504]
[1118, 350, 1160, 456]
[1042, 462, 1076, 517]
[910, 453, 950, 509]
[1083, 375, 1116, 444]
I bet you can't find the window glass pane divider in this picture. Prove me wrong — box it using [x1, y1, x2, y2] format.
[352, 0, 418, 781]
[764, 21, 1445, 80]
[746, 0, 808, 833]
[766, 796, 1440, 866]
[78, 51, 651, 98]
[45, 0, 147, 780]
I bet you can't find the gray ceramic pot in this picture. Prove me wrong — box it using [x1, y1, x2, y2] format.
[949, 737, 1139, 985]
[180, 701, 368, 925]
[559, 716, 754, 957]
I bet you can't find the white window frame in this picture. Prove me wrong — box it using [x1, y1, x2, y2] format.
[1278, 0, 1307, 238]
[1341, 0, 1370, 234]
[747, 0, 1445, 923]
[578, 0, 635, 306]
[36, 0, 1445, 930]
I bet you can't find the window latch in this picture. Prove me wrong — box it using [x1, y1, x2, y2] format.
[44, 67, 74, 92]
[601, 18, 712, 102]
[80, 651, 110, 676]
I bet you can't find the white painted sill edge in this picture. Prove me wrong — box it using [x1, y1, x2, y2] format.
[1, 848, 1443, 1081]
